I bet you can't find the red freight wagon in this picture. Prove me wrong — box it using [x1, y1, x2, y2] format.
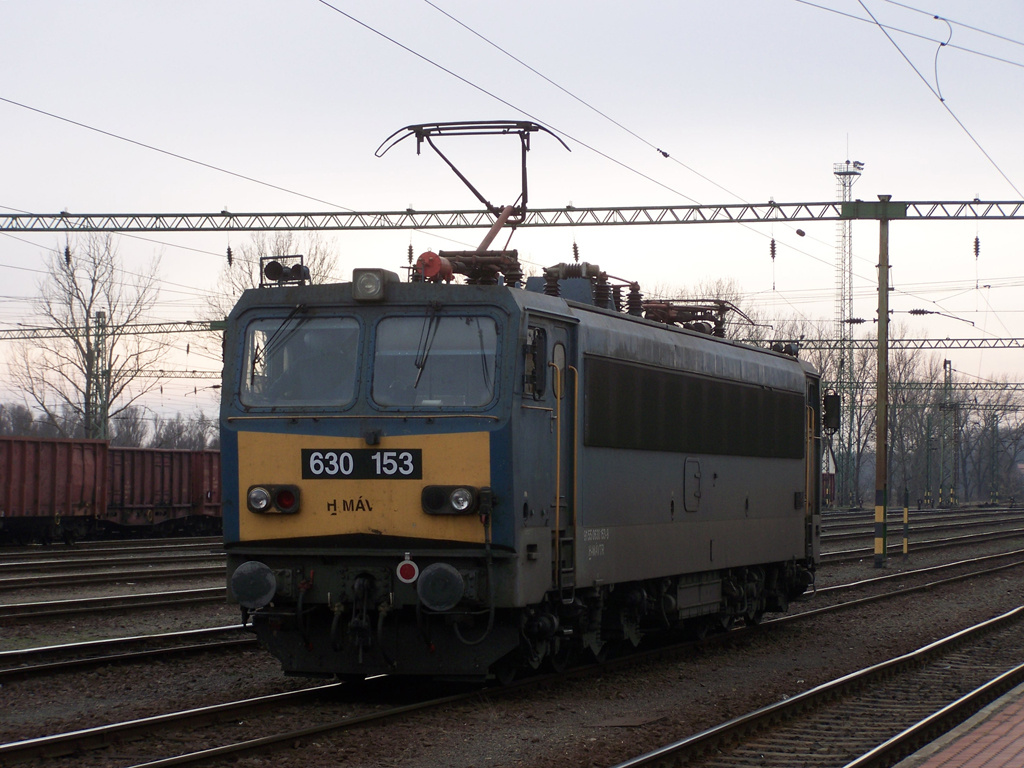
[190, 450, 222, 522]
[106, 447, 222, 535]
[0, 438, 221, 543]
[0, 437, 109, 542]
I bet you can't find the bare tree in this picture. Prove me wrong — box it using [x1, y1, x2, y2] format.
[109, 404, 150, 447]
[9, 235, 164, 439]
[149, 411, 217, 450]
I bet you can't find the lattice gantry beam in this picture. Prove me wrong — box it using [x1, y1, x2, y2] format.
[2, 200, 1022, 232]
[779, 338, 1024, 351]
[0, 319, 224, 341]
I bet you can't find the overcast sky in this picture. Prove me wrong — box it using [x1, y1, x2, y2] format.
[1, 1, 1022, 417]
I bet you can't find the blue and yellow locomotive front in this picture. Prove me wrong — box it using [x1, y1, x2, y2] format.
[222, 269, 529, 679]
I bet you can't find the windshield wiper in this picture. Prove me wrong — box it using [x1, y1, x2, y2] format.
[475, 318, 492, 392]
[250, 304, 309, 382]
[413, 306, 442, 389]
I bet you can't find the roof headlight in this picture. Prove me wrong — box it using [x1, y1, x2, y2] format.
[352, 268, 400, 301]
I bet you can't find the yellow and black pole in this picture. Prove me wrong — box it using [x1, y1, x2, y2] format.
[842, 195, 906, 569]
[903, 487, 910, 561]
[874, 197, 891, 569]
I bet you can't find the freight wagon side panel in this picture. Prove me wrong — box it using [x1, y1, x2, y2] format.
[0, 437, 108, 521]
[108, 447, 194, 528]
[191, 450, 222, 518]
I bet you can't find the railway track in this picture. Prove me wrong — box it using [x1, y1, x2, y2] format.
[821, 510, 1024, 544]
[6, 553, 1024, 766]
[0, 586, 227, 620]
[612, 606, 1024, 768]
[820, 526, 1024, 562]
[0, 538, 225, 592]
[0, 674, 482, 766]
[2, 549, 1017, 688]
[0, 536, 221, 560]
[4, 548, 1019, 674]
[0, 563, 225, 591]
[0, 625, 252, 683]
[4, 526, 1018, 609]
[0, 549, 222, 574]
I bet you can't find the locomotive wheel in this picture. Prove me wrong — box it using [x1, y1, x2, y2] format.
[583, 635, 609, 663]
[544, 637, 574, 673]
[492, 655, 518, 686]
[744, 609, 764, 626]
[685, 618, 711, 641]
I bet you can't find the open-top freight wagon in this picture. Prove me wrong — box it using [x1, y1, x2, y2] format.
[0, 437, 221, 543]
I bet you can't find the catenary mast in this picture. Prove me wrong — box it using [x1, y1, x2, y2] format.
[834, 160, 863, 508]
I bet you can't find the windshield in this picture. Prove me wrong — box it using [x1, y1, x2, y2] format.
[373, 315, 498, 407]
[241, 316, 360, 407]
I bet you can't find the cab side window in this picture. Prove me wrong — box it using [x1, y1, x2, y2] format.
[523, 327, 547, 399]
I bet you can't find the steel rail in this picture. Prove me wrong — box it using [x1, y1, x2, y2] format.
[0, 683, 344, 764]
[610, 605, 1024, 768]
[0, 564, 225, 591]
[821, 515, 1024, 544]
[0, 551, 224, 574]
[0, 625, 254, 683]
[7, 553, 1024, 766]
[821, 526, 1024, 562]
[0, 536, 221, 556]
[0, 586, 227, 619]
[813, 548, 1024, 596]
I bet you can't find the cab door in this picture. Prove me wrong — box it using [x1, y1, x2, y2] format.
[520, 317, 577, 598]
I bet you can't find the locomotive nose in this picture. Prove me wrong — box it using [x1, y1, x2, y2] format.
[231, 560, 277, 610]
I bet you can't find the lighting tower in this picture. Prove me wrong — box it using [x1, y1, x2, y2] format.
[834, 160, 864, 507]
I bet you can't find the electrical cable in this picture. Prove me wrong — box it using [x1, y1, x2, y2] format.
[792, 0, 1024, 68]
[856, 0, 1022, 197]
[319, 1, 848, 281]
[882, 0, 1024, 48]
[420, 0, 747, 204]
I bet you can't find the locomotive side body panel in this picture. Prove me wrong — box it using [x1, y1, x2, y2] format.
[570, 310, 811, 589]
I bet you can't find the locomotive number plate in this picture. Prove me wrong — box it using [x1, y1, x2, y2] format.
[301, 449, 423, 479]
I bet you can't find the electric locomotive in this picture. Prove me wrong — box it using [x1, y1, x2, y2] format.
[223, 251, 821, 681]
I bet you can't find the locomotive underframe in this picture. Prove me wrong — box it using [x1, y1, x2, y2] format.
[230, 549, 814, 680]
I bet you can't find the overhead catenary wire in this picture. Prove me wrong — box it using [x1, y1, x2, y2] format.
[882, 0, 1024, 49]
[792, 0, 1024, 68]
[318, 1, 848, 282]
[0, 6, 1018, 342]
[855, 0, 1022, 197]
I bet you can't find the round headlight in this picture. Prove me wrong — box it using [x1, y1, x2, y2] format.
[354, 270, 383, 300]
[450, 487, 474, 512]
[247, 487, 271, 512]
